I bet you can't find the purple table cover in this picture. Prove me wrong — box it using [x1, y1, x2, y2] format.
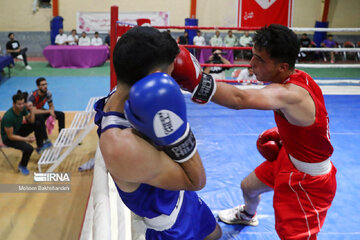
[198, 49, 234, 64]
[43, 45, 109, 68]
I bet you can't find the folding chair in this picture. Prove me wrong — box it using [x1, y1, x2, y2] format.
[343, 41, 357, 61]
[0, 139, 16, 172]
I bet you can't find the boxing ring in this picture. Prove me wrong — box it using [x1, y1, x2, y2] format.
[79, 7, 360, 240]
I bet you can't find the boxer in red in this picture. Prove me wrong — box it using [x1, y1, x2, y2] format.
[171, 24, 337, 240]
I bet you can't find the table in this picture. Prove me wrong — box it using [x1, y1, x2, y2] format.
[43, 45, 109, 68]
[197, 49, 234, 64]
[0, 56, 14, 80]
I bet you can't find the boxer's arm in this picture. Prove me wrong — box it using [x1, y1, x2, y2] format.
[100, 128, 206, 191]
[212, 82, 304, 111]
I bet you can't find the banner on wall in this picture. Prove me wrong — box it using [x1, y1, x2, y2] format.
[238, 0, 293, 27]
[76, 11, 169, 34]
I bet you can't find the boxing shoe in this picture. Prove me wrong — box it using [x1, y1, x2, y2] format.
[218, 204, 259, 226]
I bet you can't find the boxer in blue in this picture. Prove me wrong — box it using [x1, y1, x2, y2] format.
[93, 26, 222, 240]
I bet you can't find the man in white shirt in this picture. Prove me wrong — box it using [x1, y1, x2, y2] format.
[210, 30, 223, 46]
[224, 30, 237, 47]
[237, 66, 261, 85]
[239, 31, 253, 59]
[91, 32, 103, 46]
[78, 32, 91, 46]
[193, 30, 206, 46]
[239, 31, 253, 47]
[66, 29, 78, 45]
[55, 28, 67, 45]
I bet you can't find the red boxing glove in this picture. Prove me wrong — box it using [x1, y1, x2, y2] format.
[171, 45, 216, 104]
[256, 127, 282, 162]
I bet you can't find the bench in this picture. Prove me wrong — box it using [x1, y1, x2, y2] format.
[37, 96, 102, 172]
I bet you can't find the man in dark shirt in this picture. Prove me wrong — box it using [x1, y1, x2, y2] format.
[6, 33, 32, 70]
[28, 77, 65, 135]
[299, 33, 315, 61]
[178, 31, 189, 45]
[1, 91, 50, 175]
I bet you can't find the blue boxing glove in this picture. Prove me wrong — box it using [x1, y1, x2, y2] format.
[124, 72, 197, 163]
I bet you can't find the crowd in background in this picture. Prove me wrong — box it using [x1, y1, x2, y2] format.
[175, 29, 360, 63]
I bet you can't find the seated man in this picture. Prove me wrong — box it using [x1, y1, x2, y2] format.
[66, 29, 78, 45]
[321, 34, 337, 63]
[193, 30, 206, 46]
[177, 31, 189, 45]
[6, 33, 32, 70]
[78, 32, 91, 46]
[28, 77, 65, 135]
[1, 91, 50, 175]
[55, 28, 68, 45]
[239, 31, 253, 59]
[91, 32, 103, 46]
[210, 30, 223, 47]
[298, 33, 316, 61]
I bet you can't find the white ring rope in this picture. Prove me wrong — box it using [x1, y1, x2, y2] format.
[295, 64, 360, 68]
[290, 27, 360, 32]
[315, 79, 360, 84]
[300, 48, 360, 52]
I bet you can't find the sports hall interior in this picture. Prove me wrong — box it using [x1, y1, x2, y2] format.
[0, 0, 359, 239]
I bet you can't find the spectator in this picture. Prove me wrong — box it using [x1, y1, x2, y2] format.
[210, 30, 223, 46]
[321, 34, 337, 63]
[193, 30, 206, 58]
[298, 33, 316, 61]
[78, 32, 91, 46]
[239, 31, 253, 59]
[91, 32, 103, 46]
[28, 77, 65, 135]
[237, 66, 260, 85]
[177, 31, 189, 45]
[239, 31, 253, 47]
[224, 30, 238, 60]
[193, 30, 206, 46]
[1, 91, 51, 175]
[224, 30, 237, 47]
[66, 29, 78, 45]
[55, 28, 68, 45]
[6, 33, 32, 70]
[204, 49, 230, 80]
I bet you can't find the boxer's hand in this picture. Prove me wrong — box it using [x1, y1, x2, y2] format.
[171, 45, 216, 104]
[256, 127, 282, 162]
[124, 72, 197, 163]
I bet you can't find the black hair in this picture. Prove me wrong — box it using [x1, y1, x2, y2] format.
[95, 32, 99, 35]
[328, 34, 333, 38]
[13, 90, 26, 103]
[36, 77, 46, 86]
[113, 26, 179, 86]
[253, 24, 300, 69]
[8, 32, 14, 38]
